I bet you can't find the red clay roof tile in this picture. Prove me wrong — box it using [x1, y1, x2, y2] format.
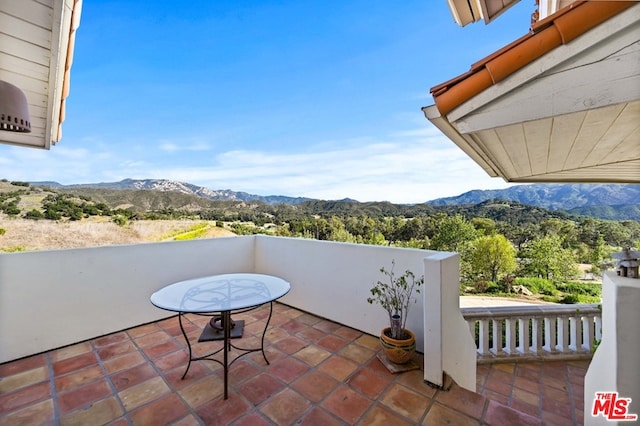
[430, 1, 635, 115]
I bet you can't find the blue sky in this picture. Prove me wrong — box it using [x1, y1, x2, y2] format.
[2, 0, 534, 203]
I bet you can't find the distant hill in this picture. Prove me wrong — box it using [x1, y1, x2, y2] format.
[29, 179, 639, 221]
[427, 184, 640, 220]
[32, 178, 313, 205]
[567, 204, 640, 221]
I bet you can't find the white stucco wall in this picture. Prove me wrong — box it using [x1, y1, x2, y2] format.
[1, 235, 477, 392]
[423, 252, 477, 391]
[584, 272, 640, 425]
[0, 237, 254, 362]
[254, 235, 435, 351]
[254, 236, 476, 391]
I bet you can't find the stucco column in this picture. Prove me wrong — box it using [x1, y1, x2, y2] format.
[423, 252, 476, 391]
[584, 272, 640, 425]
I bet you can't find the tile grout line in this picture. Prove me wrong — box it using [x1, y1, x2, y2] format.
[509, 364, 516, 407]
[479, 394, 491, 425]
[418, 386, 439, 425]
[131, 315, 204, 425]
[565, 363, 578, 426]
[294, 325, 370, 425]
[252, 311, 342, 425]
[92, 335, 133, 426]
[221, 309, 313, 424]
[45, 351, 61, 425]
[536, 363, 544, 422]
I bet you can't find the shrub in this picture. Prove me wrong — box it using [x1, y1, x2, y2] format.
[2, 203, 21, 216]
[112, 215, 128, 226]
[561, 294, 600, 304]
[514, 277, 557, 295]
[474, 280, 489, 293]
[500, 275, 514, 293]
[24, 209, 45, 220]
[486, 281, 501, 293]
[0, 228, 5, 235]
[558, 282, 601, 297]
[1, 245, 26, 252]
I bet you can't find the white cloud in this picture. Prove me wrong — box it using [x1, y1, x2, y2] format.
[159, 140, 211, 152]
[0, 127, 513, 203]
[145, 131, 512, 203]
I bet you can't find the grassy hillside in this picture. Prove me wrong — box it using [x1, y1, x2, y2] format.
[0, 216, 236, 251]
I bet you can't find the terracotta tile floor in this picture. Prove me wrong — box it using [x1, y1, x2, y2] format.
[1, 303, 589, 425]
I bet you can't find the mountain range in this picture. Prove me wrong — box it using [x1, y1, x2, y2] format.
[32, 178, 313, 205]
[31, 179, 640, 220]
[427, 183, 639, 209]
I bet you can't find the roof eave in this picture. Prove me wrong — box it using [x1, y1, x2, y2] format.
[425, 1, 640, 184]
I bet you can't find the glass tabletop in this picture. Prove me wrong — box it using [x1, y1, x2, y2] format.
[150, 273, 291, 313]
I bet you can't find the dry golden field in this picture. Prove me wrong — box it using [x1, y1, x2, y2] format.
[0, 216, 236, 252]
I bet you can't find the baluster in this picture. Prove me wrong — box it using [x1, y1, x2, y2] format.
[530, 317, 542, 354]
[543, 317, 556, 353]
[595, 315, 602, 341]
[556, 316, 569, 353]
[504, 318, 517, 354]
[569, 316, 579, 352]
[468, 320, 475, 339]
[468, 320, 478, 354]
[491, 319, 503, 356]
[582, 315, 595, 352]
[460, 305, 603, 360]
[518, 318, 530, 355]
[478, 319, 490, 356]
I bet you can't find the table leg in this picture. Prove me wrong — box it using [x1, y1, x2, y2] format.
[179, 313, 193, 380]
[178, 305, 274, 399]
[223, 310, 231, 399]
[259, 302, 274, 364]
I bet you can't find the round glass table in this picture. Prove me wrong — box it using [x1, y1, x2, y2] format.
[150, 273, 291, 399]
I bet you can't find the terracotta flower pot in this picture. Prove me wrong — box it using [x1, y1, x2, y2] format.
[379, 327, 416, 364]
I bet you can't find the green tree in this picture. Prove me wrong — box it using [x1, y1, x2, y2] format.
[597, 221, 633, 246]
[520, 235, 579, 283]
[540, 219, 577, 249]
[24, 209, 45, 220]
[588, 235, 607, 275]
[465, 234, 517, 283]
[394, 238, 430, 249]
[470, 217, 496, 235]
[326, 217, 357, 242]
[363, 232, 388, 246]
[430, 214, 479, 252]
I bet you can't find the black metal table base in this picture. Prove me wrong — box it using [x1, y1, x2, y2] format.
[178, 302, 274, 399]
[198, 317, 245, 341]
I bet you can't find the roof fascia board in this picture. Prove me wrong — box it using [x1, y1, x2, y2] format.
[422, 104, 501, 178]
[480, 0, 520, 25]
[446, 0, 478, 26]
[445, 4, 640, 128]
[45, 0, 73, 149]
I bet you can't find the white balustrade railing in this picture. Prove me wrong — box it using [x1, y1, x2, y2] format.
[461, 304, 601, 362]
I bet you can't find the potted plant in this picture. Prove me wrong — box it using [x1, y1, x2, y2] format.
[367, 260, 424, 364]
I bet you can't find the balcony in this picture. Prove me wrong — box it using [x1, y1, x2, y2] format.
[0, 235, 635, 424]
[1, 304, 588, 425]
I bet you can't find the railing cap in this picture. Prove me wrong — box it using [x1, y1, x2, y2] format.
[461, 303, 601, 320]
